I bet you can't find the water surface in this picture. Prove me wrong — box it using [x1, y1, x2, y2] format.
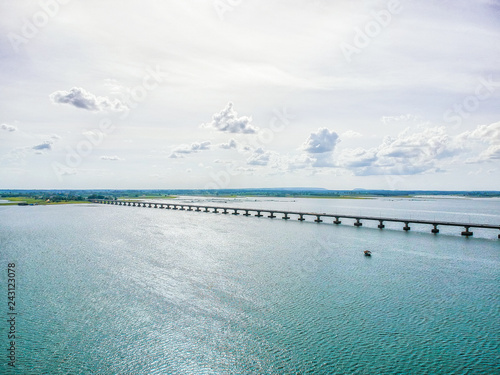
[0, 198, 499, 374]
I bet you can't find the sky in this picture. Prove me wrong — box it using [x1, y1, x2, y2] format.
[1, 0, 500, 190]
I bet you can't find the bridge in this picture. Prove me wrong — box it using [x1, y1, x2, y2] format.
[90, 199, 500, 239]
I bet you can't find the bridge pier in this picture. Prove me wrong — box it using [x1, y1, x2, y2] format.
[403, 222, 411, 231]
[195, 207, 201, 212]
[378, 220, 385, 229]
[354, 218, 362, 227]
[213, 208, 219, 213]
[172, 205, 178, 210]
[298, 214, 305, 221]
[256, 211, 263, 217]
[204, 207, 209, 212]
[232, 209, 239, 215]
[179, 206, 185, 210]
[314, 215, 323, 223]
[187, 206, 193, 211]
[431, 224, 439, 234]
[268, 212, 276, 218]
[222, 208, 228, 214]
[282, 213, 290, 220]
[243, 210, 250, 216]
[334, 217, 341, 225]
[461, 226, 473, 237]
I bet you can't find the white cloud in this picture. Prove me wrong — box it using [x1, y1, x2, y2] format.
[32, 140, 53, 151]
[218, 139, 238, 149]
[1, 123, 17, 132]
[302, 128, 339, 154]
[169, 141, 211, 158]
[247, 147, 272, 166]
[49, 87, 128, 113]
[459, 121, 500, 145]
[458, 122, 500, 163]
[299, 128, 340, 168]
[201, 103, 257, 134]
[479, 145, 500, 160]
[100, 155, 123, 161]
[286, 154, 314, 171]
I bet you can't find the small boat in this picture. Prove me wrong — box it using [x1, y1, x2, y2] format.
[364, 250, 372, 257]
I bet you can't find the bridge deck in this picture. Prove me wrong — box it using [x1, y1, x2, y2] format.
[92, 200, 500, 233]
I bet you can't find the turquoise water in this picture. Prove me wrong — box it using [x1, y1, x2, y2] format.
[1, 199, 499, 374]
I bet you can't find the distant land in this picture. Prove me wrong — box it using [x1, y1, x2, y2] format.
[1, 188, 500, 205]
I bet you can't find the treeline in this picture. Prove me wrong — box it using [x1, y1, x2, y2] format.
[1, 189, 499, 200]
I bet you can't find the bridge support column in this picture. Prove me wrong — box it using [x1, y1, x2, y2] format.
[187, 206, 193, 211]
[314, 215, 323, 223]
[268, 212, 276, 218]
[378, 220, 385, 229]
[154, 204, 158, 208]
[334, 217, 341, 224]
[195, 207, 201, 212]
[243, 210, 250, 216]
[222, 208, 228, 214]
[232, 209, 239, 215]
[298, 214, 305, 221]
[461, 226, 473, 237]
[204, 207, 209, 212]
[431, 224, 439, 234]
[403, 222, 411, 231]
[255, 211, 263, 217]
[213, 208, 219, 213]
[179, 206, 185, 210]
[354, 219, 362, 227]
[282, 213, 290, 220]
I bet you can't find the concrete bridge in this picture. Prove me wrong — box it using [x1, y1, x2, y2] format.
[90, 199, 500, 239]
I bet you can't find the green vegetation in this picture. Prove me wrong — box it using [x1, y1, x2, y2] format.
[0, 196, 88, 205]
